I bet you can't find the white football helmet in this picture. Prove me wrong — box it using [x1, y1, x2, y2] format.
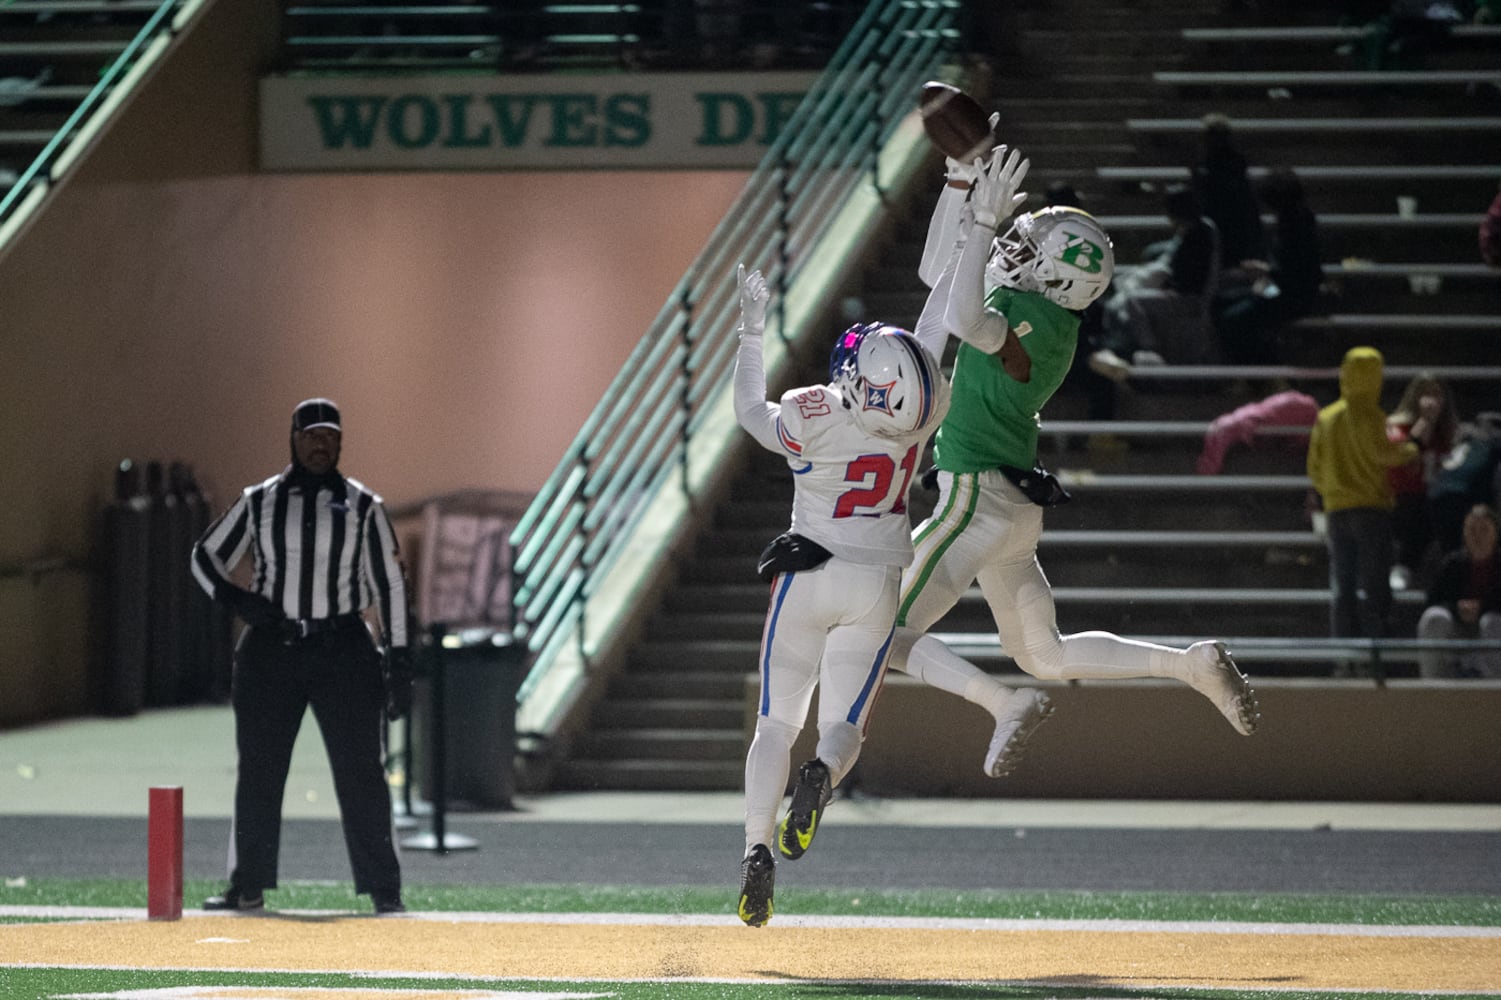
[829, 323, 945, 439]
[987, 205, 1115, 310]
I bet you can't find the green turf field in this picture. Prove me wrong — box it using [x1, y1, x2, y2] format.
[4, 877, 1501, 925]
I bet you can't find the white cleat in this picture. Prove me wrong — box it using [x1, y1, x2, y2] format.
[983, 688, 1054, 777]
[1185, 641, 1261, 735]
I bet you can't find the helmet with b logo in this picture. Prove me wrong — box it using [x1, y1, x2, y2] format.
[987, 205, 1114, 310]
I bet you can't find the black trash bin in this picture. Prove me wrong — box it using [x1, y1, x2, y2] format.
[412, 626, 522, 810]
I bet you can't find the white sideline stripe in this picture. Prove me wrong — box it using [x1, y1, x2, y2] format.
[3, 905, 1499, 937]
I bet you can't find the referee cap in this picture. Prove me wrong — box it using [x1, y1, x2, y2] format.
[292, 397, 341, 433]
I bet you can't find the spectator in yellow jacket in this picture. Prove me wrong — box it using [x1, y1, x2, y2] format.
[1307, 346, 1420, 641]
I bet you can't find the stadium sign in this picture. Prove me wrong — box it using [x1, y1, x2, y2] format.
[259, 72, 817, 171]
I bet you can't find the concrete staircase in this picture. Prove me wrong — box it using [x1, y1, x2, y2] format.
[550, 0, 1501, 791]
[0, 0, 161, 194]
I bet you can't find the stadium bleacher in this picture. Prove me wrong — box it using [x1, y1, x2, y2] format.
[550, 0, 1501, 790]
[275, 1, 863, 72]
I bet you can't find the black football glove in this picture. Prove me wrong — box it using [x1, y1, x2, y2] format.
[383, 646, 415, 721]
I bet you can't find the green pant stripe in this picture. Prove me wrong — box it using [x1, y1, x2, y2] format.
[898, 472, 979, 627]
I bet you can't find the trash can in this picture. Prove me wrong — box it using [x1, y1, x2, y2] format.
[412, 627, 523, 810]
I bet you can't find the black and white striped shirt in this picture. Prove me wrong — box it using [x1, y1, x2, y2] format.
[191, 469, 408, 648]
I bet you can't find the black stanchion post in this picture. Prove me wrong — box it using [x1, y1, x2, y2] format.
[401, 623, 476, 853]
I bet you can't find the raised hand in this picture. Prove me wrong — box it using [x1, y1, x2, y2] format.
[738, 263, 769, 336]
[970, 144, 1029, 230]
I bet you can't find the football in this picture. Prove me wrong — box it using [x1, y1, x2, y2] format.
[917, 81, 994, 165]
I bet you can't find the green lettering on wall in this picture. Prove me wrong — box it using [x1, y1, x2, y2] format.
[442, 94, 493, 148]
[388, 95, 439, 149]
[758, 92, 804, 144]
[308, 96, 387, 150]
[485, 94, 540, 146]
[603, 93, 650, 148]
[547, 94, 598, 147]
[695, 93, 753, 147]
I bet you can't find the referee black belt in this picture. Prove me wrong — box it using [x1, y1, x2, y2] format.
[283, 612, 365, 640]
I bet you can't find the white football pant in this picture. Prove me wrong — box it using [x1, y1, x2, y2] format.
[892, 469, 1200, 692]
[743, 557, 900, 852]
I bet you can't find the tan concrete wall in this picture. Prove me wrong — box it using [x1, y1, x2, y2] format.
[770, 677, 1501, 802]
[0, 0, 747, 725]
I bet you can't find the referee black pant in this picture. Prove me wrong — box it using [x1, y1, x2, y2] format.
[227, 622, 400, 898]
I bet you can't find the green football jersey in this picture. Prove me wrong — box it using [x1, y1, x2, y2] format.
[933, 287, 1080, 473]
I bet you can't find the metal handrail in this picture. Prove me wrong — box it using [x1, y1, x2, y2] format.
[508, 0, 962, 705]
[0, 0, 188, 243]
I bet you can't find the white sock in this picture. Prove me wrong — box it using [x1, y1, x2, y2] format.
[743, 717, 799, 853]
[909, 633, 1012, 718]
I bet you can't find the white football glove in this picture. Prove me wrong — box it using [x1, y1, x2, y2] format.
[969, 144, 1029, 231]
[737, 263, 768, 338]
[944, 156, 978, 189]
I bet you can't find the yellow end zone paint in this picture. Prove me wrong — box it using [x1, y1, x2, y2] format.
[4, 914, 1500, 992]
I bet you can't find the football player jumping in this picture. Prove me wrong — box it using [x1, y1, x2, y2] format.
[731, 263, 951, 927]
[886, 144, 1262, 784]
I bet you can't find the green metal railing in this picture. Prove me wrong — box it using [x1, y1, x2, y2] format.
[507, 0, 964, 703]
[0, 0, 188, 244]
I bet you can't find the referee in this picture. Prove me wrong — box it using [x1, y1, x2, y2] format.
[190, 397, 412, 914]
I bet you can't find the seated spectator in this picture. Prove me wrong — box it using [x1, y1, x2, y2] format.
[1197, 389, 1319, 476]
[1091, 185, 1223, 378]
[1429, 413, 1501, 557]
[1386, 374, 1460, 590]
[1350, 0, 1465, 70]
[1416, 504, 1501, 678]
[1213, 168, 1325, 365]
[1192, 113, 1268, 272]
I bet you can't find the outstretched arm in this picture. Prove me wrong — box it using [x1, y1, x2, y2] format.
[732, 264, 782, 453]
[913, 206, 965, 361]
[945, 146, 1029, 361]
[918, 115, 997, 287]
[918, 161, 974, 289]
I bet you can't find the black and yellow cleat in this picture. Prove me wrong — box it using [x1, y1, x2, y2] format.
[777, 758, 832, 861]
[737, 843, 775, 927]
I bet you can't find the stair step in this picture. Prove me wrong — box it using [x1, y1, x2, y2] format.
[609, 671, 747, 700]
[592, 698, 744, 729]
[537, 0, 1501, 793]
[573, 727, 744, 760]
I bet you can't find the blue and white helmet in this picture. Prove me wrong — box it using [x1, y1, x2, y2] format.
[829, 323, 945, 439]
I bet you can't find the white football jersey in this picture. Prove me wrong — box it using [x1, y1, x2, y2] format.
[773, 382, 934, 567]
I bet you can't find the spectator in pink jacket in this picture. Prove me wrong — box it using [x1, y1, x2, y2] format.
[1198, 390, 1319, 475]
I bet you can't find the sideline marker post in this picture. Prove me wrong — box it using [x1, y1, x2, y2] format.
[147, 785, 183, 920]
